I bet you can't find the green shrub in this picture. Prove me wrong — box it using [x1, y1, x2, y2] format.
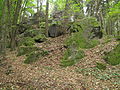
[19, 37, 35, 46]
[61, 17, 100, 67]
[39, 22, 45, 28]
[34, 34, 47, 43]
[96, 62, 106, 70]
[17, 46, 41, 56]
[24, 50, 49, 64]
[24, 29, 41, 37]
[66, 31, 99, 49]
[61, 49, 85, 67]
[103, 44, 120, 65]
[77, 17, 100, 31]
[115, 35, 120, 41]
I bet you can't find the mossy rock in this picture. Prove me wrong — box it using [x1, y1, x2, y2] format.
[17, 46, 41, 56]
[61, 49, 85, 67]
[66, 31, 99, 49]
[24, 50, 49, 64]
[96, 62, 106, 70]
[24, 29, 41, 37]
[103, 44, 120, 65]
[34, 34, 47, 43]
[19, 37, 35, 46]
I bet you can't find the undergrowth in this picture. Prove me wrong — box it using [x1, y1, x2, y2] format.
[66, 31, 99, 49]
[24, 50, 49, 64]
[61, 32, 99, 67]
[61, 31, 99, 67]
[76, 67, 120, 81]
[17, 46, 41, 56]
[34, 34, 47, 43]
[61, 18, 100, 67]
[61, 49, 85, 67]
[19, 37, 35, 46]
[96, 62, 107, 70]
[103, 43, 120, 65]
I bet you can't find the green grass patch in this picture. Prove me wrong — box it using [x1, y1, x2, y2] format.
[103, 43, 120, 65]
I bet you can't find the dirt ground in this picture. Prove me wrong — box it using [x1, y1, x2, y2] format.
[0, 35, 120, 90]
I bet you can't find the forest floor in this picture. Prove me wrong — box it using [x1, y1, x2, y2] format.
[0, 35, 120, 90]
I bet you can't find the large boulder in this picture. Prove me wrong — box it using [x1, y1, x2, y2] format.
[48, 24, 64, 37]
[90, 26, 103, 39]
[34, 34, 47, 43]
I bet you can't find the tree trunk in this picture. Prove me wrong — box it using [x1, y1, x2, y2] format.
[0, 0, 7, 57]
[37, 0, 40, 12]
[10, 0, 22, 50]
[45, 0, 49, 37]
[63, 0, 69, 33]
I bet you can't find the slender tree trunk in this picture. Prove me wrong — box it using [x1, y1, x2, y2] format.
[20, 0, 29, 22]
[45, 0, 49, 37]
[10, 0, 22, 50]
[63, 0, 69, 33]
[0, 0, 7, 58]
[37, 0, 39, 12]
[39, 0, 42, 29]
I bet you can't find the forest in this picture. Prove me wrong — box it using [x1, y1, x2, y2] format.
[0, 0, 120, 89]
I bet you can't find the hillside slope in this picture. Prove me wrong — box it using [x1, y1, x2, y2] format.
[0, 35, 120, 90]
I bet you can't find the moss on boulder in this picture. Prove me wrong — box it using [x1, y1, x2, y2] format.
[34, 34, 47, 43]
[24, 50, 49, 64]
[103, 43, 120, 65]
[19, 37, 35, 46]
[24, 29, 42, 38]
[61, 49, 85, 67]
[17, 46, 41, 56]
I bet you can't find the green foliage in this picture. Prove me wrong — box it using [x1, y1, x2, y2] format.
[102, 35, 113, 44]
[0, 0, 4, 20]
[52, 0, 66, 11]
[24, 50, 49, 64]
[80, 17, 100, 30]
[34, 34, 47, 43]
[70, 17, 101, 39]
[115, 35, 120, 41]
[108, 1, 120, 17]
[24, 29, 41, 37]
[66, 31, 99, 49]
[39, 22, 45, 28]
[17, 46, 41, 56]
[19, 37, 35, 46]
[103, 44, 120, 65]
[24, 51, 41, 64]
[61, 21, 99, 67]
[25, 0, 36, 15]
[76, 67, 120, 81]
[96, 62, 106, 70]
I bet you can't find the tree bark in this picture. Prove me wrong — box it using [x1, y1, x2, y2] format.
[45, 0, 49, 37]
[10, 0, 22, 50]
